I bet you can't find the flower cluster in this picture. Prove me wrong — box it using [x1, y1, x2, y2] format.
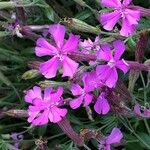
[24, 24, 129, 148]
[22, 0, 149, 147]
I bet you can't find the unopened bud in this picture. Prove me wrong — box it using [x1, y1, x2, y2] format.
[4, 109, 28, 118]
[0, 2, 15, 9]
[22, 69, 40, 80]
[38, 80, 70, 89]
[64, 18, 100, 34]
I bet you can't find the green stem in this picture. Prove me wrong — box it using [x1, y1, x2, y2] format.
[83, 144, 91, 150]
[119, 116, 150, 149]
[144, 119, 150, 136]
[140, 72, 147, 103]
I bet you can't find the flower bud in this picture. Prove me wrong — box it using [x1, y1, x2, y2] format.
[0, 2, 15, 9]
[38, 80, 70, 89]
[63, 18, 100, 34]
[22, 69, 40, 80]
[4, 110, 28, 118]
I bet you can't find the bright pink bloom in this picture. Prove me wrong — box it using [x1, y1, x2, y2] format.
[35, 24, 80, 78]
[99, 128, 123, 150]
[96, 40, 129, 88]
[80, 36, 100, 65]
[99, 0, 140, 36]
[80, 36, 100, 54]
[25, 86, 67, 125]
[69, 73, 94, 109]
[134, 104, 150, 118]
[94, 92, 110, 115]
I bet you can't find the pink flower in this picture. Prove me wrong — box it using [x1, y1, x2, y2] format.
[99, 128, 123, 150]
[24, 86, 67, 125]
[99, 0, 140, 36]
[69, 73, 94, 109]
[94, 92, 110, 115]
[80, 36, 100, 54]
[35, 24, 80, 78]
[80, 36, 100, 65]
[134, 104, 150, 118]
[96, 40, 129, 88]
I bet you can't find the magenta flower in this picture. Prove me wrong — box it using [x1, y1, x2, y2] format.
[25, 86, 67, 125]
[99, 0, 140, 36]
[99, 128, 123, 150]
[80, 36, 100, 65]
[134, 104, 150, 118]
[69, 73, 94, 109]
[84, 71, 103, 91]
[96, 40, 129, 88]
[94, 92, 110, 115]
[35, 24, 80, 78]
[80, 36, 100, 54]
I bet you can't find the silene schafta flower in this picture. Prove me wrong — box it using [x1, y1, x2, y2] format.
[94, 92, 110, 115]
[134, 103, 150, 118]
[98, 128, 123, 150]
[24, 86, 67, 125]
[99, 0, 140, 36]
[69, 73, 95, 109]
[96, 40, 129, 88]
[35, 24, 80, 78]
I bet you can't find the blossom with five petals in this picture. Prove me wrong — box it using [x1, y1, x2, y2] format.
[96, 40, 129, 88]
[98, 128, 123, 150]
[99, 0, 140, 36]
[35, 24, 80, 78]
[25, 86, 67, 125]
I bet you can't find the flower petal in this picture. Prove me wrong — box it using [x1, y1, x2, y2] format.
[49, 107, 67, 123]
[32, 109, 49, 125]
[96, 65, 112, 86]
[125, 9, 140, 25]
[134, 104, 142, 116]
[49, 24, 65, 48]
[106, 128, 123, 144]
[105, 68, 118, 88]
[116, 59, 129, 74]
[144, 109, 150, 117]
[69, 96, 83, 109]
[71, 84, 83, 96]
[62, 33, 80, 52]
[40, 57, 60, 78]
[83, 93, 93, 107]
[35, 38, 57, 56]
[44, 87, 52, 101]
[120, 18, 136, 37]
[100, 11, 121, 31]
[50, 86, 64, 104]
[123, 0, 132, 6]
[94, 93, 110, 115]
[62, 56, 79, 78]
[113, 40, 125, 60]
[25, 86, 42, 103]
[101, 0, 121, 8]
[97, 44, 112, 61]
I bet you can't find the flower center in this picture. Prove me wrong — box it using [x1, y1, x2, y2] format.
[116, 5, 129, 19]
[107, 59, 116, 68]
[56, 50, 67, 61]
